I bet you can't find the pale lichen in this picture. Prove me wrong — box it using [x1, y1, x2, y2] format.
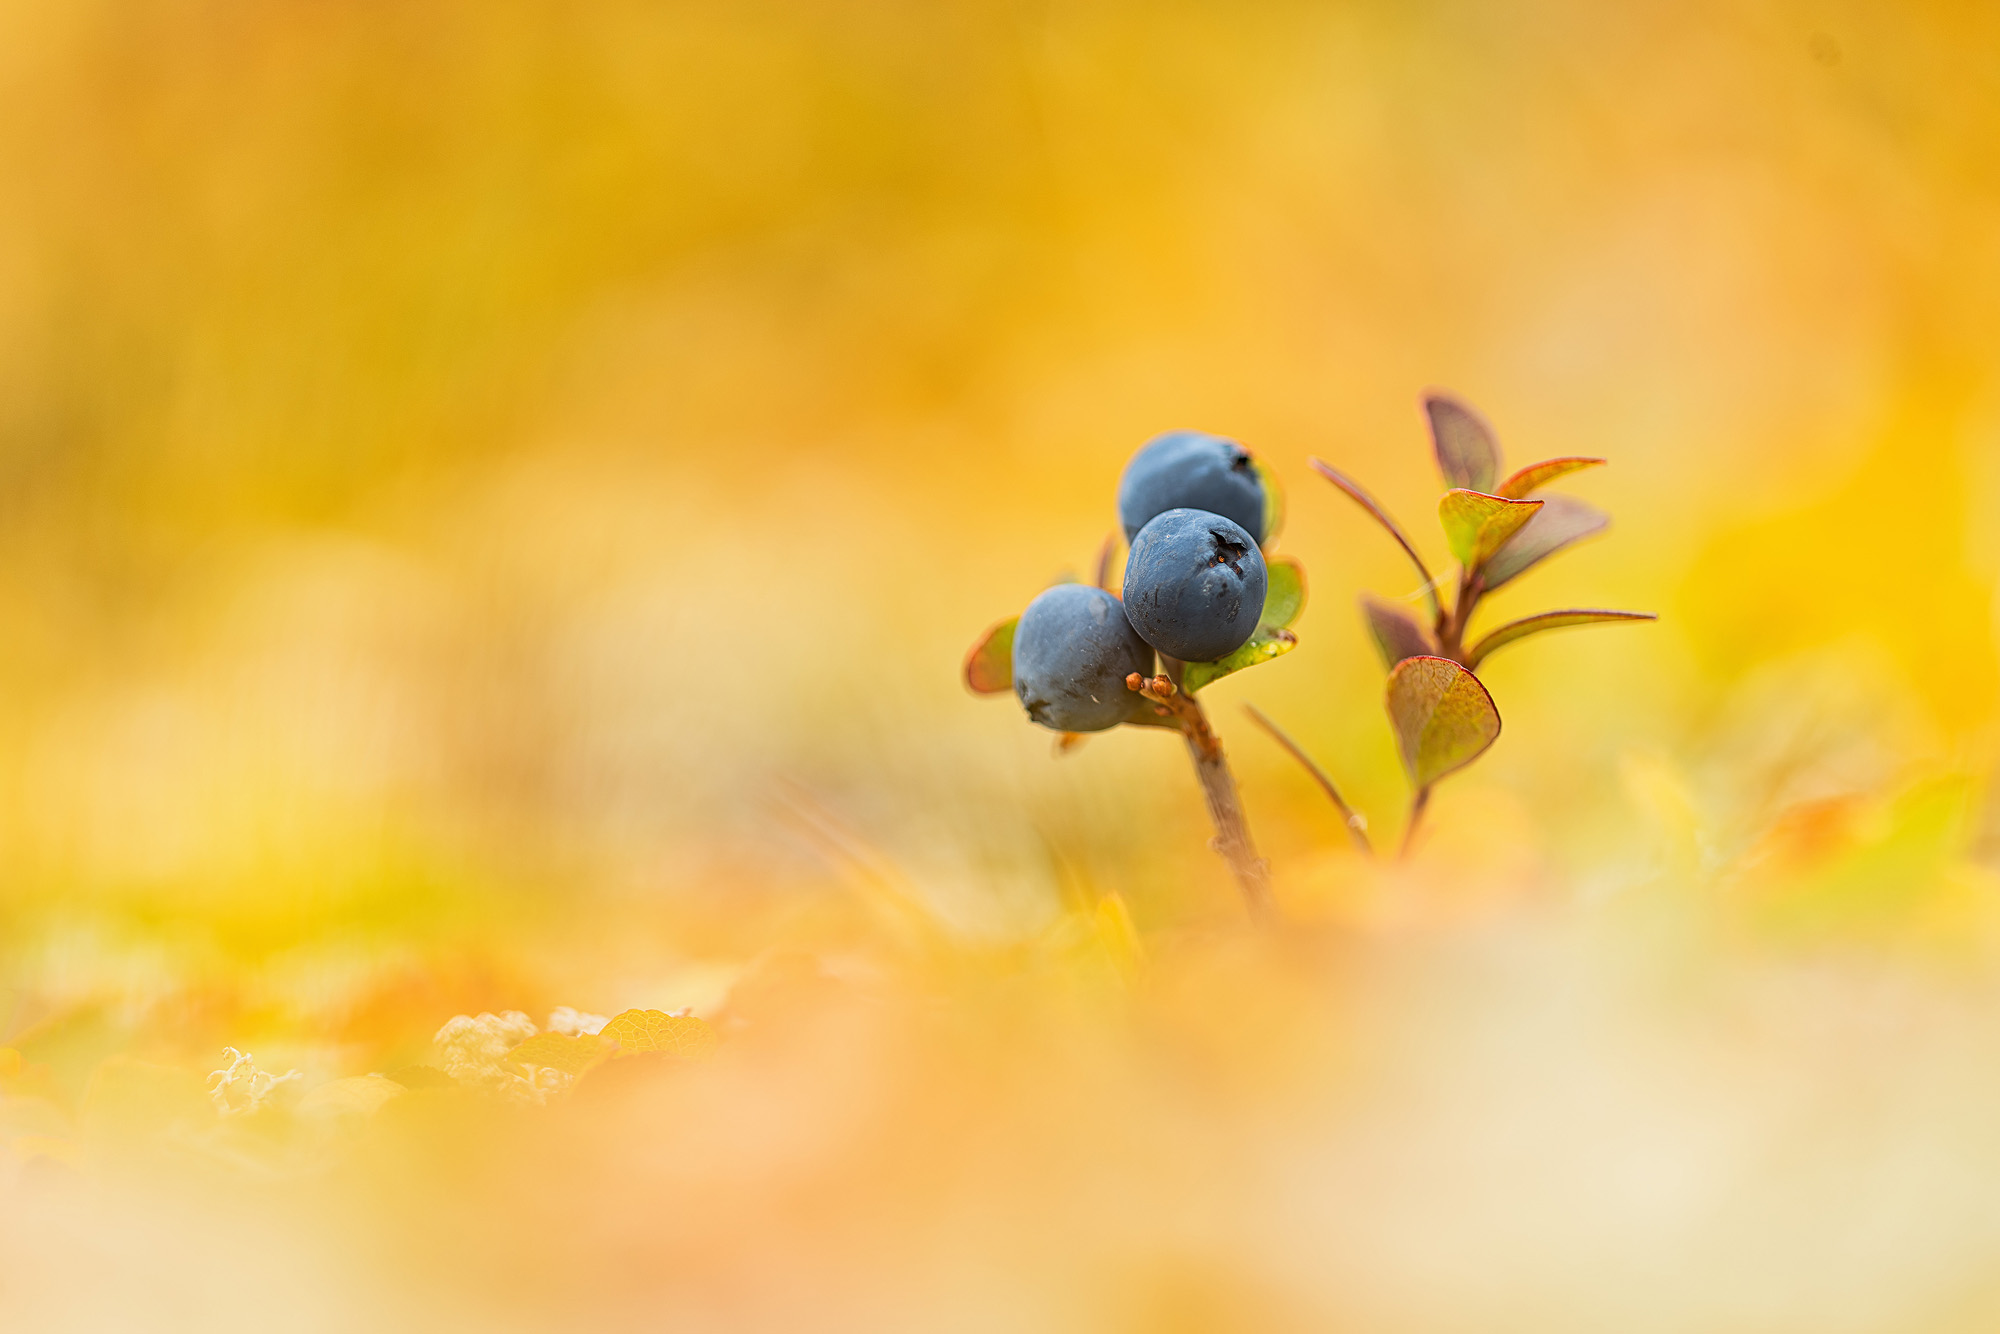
[206, 1047, 302, 1116]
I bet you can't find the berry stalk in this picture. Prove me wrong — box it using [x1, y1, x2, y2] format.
[1128, 672, 1274, 921]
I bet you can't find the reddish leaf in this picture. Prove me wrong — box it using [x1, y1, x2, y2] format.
[1482, 494, 1609, 589]
[1309, 458, 1441, 619]
[1464, 609, 1657, 669]
[1496, 456, 1605, 499]
[1360, 594, 1435, 669]
[963, 616, 1017, 694]
[1438, 489, 1543, 570]
[1386, 656, 1501, 789]
[1424, 392, 1501, 493]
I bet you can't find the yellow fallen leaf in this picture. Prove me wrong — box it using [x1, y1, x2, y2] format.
[505, 1032, 613, 1075]
[297, 1075, 406, 1120]
[600, 1009, 719, 1061]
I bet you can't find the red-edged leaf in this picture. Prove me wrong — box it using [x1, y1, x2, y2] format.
[1496, 457, 1604, 499]
[1482, 494, 1609, 588]
[1424, 392, 1501, 493]
[1438, 489, 1543, 570]
[1386, 656, 1501, 789]
[1360, 594, 1435, 669]
[1464, 609, 1657, 669]
[1309, 458, 1441, 619]
[963, 617, 1017, 694]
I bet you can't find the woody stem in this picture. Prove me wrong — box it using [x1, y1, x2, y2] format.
[1128, 671, 1274, 921]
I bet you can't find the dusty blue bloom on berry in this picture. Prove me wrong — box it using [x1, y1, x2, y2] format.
[1122, 509, 1267, 663]
[1116, 431, 1266, 545]
[1012, 583, 1154, 732]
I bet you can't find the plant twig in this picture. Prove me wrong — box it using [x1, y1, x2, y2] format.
[1127, 673, 1274, 921]
[1242, 704, 1372, 856]
[1309, 459, 1444, 624]
[1437, 566, 1483, 663]
[1094, 532, 1120, 592]
[1400, 786, 1432, 859]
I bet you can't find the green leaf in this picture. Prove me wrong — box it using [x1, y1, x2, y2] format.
[1496, 456, 1604, 499]
[1386, 656, 1501, 789]
[600, 1009, 719, 1061]
[1465, 609, 1658, 669]
[1360, 594, 1435, 669]
[504, 1032, 611, 1076]
[1252, 454, 1286, 545]
[1482, 494, 1608, 588]
[1174, 554, 1307, 694]
[1181, 627, 1297, 694]
[1438, 489, 1543, 569]
[1424, 392, 1500, 493]
[963, 616, 1017, 694]
[1309, 458, 1441, 619]
[1261, 555, 1306, 630]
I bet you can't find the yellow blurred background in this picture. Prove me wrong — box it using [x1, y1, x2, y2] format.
[3, 1, 1999, 1329]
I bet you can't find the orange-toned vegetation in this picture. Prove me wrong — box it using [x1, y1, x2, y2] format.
[4, 2, 2000, 1329]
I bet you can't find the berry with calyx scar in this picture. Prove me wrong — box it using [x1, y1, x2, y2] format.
[1116, 431, 1266, 544]
[1012, 583, 1155, 732]
[1121, 508, 1267, 663]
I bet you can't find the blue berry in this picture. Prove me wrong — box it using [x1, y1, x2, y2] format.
[1012, 583, 1155, 732]
[1116, 431, 1266, 544]
[1121, 509, 1267, 663]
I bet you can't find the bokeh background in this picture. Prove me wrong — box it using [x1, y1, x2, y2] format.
[3, 1, 2000, 1329]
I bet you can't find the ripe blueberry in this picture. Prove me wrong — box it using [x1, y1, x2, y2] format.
[1012, 583, 1155, 732]
[1116, 431, 1266, 545]
[1121, 509, 1267, 663]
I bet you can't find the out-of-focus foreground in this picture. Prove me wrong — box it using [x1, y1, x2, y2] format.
[3, 2, 2000, 1329]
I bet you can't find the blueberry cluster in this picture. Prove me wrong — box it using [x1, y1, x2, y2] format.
[1012, 432, 1271, 733]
